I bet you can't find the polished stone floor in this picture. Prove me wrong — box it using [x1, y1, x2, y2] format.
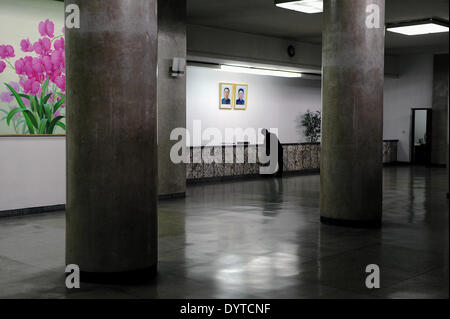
[0, 166, 448, 299]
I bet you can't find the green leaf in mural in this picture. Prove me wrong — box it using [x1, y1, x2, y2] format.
[30, 96, 37, 113]
[44, 104, 52, 120]
[55, 122, 66, 131]
[6, 108, 23, 125]
[43, 93, 52, 105]
[33, 96, 43, 118]
[48, 116, 65, 134]
[40, 77, 50, 105]
[4, 83, 27, 110]
[53, 96, 65, 113]
[38, 119, 48, 134]
[8, 108, 35, 134]
[20, 120, 29, 135]
[23, 110, 38, 129]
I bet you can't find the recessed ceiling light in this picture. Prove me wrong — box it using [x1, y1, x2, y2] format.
[275, 0, 323, 14]
[387, 19, 449, 36]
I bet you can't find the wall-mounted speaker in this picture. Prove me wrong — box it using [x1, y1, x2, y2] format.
[287, 45, 296, 57]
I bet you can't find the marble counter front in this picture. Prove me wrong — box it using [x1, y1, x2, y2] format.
[186, 141, 398, 181]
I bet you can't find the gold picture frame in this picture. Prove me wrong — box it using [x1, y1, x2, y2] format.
[219, 82, 234, 109]
[233, 84, 248, 110]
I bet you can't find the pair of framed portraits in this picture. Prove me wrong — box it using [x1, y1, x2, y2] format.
[219, 83, 248, 110]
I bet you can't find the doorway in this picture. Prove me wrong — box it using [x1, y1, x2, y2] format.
[411, 108, 432, 165]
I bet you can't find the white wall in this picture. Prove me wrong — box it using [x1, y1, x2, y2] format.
[186, 66, 322, 146]
[187, 55, 434, 151]
[384, 54, 434, 162]
[0, 137, 65, 211]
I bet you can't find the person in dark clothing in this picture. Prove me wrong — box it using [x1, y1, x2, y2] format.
[261, 128, 284, 177]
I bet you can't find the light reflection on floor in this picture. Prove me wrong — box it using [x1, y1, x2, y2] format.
[0, 166, 448, 299]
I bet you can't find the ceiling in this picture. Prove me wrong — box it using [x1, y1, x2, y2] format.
[187, 0, 449, 54]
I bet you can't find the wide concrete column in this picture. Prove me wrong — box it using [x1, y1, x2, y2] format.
[157, 0, 187, 198]
[66, 0, 158, 281]
[320, 0, 385, 228]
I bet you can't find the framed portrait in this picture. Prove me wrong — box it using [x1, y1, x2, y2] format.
[233, 84, 248, 110]
[219, 83, 234, 109]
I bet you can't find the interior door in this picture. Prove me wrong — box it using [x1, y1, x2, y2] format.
[411, 108, 432, 165]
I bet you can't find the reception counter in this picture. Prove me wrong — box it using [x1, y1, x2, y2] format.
[187, 140, 398, 182]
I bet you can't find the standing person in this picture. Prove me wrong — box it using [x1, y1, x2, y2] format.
[261, 128, 284, 178]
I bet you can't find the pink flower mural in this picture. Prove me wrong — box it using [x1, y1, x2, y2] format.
[0, 20, 65, 135]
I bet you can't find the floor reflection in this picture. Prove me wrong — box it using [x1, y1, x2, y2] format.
[0, 167, 447, 298]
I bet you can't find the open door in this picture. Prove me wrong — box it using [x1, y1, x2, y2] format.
[411, 108, 433, 165]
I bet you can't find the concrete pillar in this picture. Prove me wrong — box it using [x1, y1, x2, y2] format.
[431, 54, 449, 166]
[65, 0, 158, 282]
[157, 0, 187, 198]
[320, 0, 385, 228]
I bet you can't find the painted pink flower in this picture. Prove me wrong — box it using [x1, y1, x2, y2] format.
[22, 78, 41, 95]
[0, 45, 15, 59]
[33, 38, 51, 56]
[23, 58, 34, 77]
[42, 56, 53, 73]
[22, 79, 33, 93]
[31, 81, 41, 95]
[0, 91, 13, 103]
[20, 39, 34, 52]
[15, 59, 24, 74]
[38, 19, 54, 38]
[32, 57, 43, 73]
[51, 50, 60, 65]
[54, 110, 61, 118]
[55, 75, 65, 91]
[0, 61, 5, 73]
[6, 45, 14, 57]
[54, 38, 64, 51]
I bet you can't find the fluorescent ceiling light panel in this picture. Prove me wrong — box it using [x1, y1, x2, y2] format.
[220, 65, 302, 78]
[387, 22, 449, 35]
[275, 0, 323, 14]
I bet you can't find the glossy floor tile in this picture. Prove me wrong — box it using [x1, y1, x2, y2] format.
[0, 166, 448, 299]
